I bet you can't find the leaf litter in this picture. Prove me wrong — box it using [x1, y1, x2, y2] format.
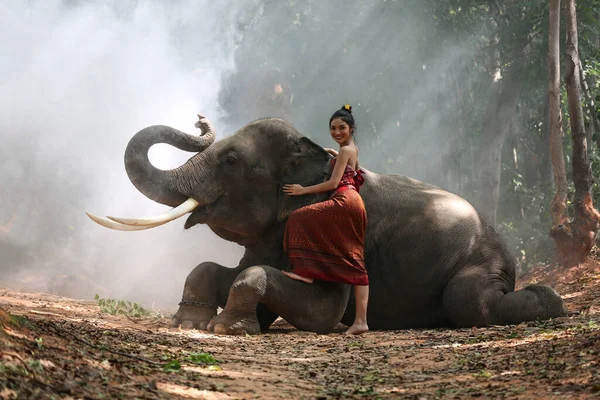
[1, 258, 599, 399]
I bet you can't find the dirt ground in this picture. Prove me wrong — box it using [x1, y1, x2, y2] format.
[1, 260, 599, 399]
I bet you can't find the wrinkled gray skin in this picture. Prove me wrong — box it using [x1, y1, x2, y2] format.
[124, 118, 567, 335]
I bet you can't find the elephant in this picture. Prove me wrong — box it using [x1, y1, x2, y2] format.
[87, 115, 568, 335]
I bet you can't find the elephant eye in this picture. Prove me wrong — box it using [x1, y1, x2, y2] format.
[226, 152, 239, 165]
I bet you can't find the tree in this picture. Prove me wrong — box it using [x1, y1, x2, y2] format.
[222, 0, 600, 270]
[551, 0, 600, 266]
[476, 1, 523, 226]
[548, 0, 569, 244]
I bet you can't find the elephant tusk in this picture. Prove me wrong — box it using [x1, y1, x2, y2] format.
[85, 212, 165, 231]
[106, 198, 199, 227]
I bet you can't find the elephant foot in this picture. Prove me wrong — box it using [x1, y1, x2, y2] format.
[171, 304, 217, 330]
[207, 311, 260, 335]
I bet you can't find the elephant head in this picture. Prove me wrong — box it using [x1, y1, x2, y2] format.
[87, 116, 332, 246]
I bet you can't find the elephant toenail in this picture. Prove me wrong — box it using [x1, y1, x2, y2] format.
[212, 324, 229, 335]
[181, 320, 195, 329]
[197, 321, 209, 330]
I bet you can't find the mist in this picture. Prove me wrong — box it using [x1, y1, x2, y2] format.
[220, 2, 490, 193]
[0, 0, 263, 308]
[1, 1, 512, 310]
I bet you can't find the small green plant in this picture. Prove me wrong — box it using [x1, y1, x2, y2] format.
[28, 359, 43, 372]
[186, 352, 218, 365]
[355, 386, 378, 396]
[363, 372, 384, 383]
[94, 294, 152, 317]
[436, 387, 459, 396]
[163, 360, 181, 372]
[473, 370, 492, 378]
[0, 362, 27, 376]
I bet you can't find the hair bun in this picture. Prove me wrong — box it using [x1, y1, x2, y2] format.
[342, 104, 352, 113]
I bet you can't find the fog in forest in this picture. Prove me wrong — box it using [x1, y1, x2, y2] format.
[0, 1, 500, 309]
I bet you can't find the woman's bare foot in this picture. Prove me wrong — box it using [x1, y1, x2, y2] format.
[282, 270, 313, 284]
[345, 323, 369, 335]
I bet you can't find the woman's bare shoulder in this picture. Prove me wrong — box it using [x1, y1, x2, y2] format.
[339, 145, 358, 156]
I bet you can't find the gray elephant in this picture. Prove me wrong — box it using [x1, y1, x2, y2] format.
[88, 115, 568, 334]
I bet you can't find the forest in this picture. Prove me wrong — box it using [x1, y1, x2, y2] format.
[219, 0, 600, 271]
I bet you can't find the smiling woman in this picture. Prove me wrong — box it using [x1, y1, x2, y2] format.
[281, 105, 370, 335]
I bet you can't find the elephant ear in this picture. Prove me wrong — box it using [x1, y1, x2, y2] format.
[277, 137, 332, 222]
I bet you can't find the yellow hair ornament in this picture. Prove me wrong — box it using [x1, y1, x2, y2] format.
[343, 104, 352, 112]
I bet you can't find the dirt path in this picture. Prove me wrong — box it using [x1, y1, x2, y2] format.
[1, 261, 599, 399]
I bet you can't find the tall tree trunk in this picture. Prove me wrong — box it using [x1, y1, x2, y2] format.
[476, 1, 522, 226]
[477, 79, 522, 226]
[548, 0, 569, 236]
[595, 9, 600, 147]
[553, 0, 600, 266]
[540, 87, 554, 189]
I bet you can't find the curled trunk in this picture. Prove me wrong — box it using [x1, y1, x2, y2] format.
[124, 119, 215, 207]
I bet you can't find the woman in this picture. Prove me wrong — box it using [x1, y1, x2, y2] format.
[282, 104, 369, 335]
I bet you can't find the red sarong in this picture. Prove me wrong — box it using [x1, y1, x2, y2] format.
[283, 163, 368, 286]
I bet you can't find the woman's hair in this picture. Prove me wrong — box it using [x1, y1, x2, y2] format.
[329, 104, 356, 135]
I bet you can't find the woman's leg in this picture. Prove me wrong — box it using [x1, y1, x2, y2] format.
[282, 270, 313, 284]
[346, 285, 369, 335]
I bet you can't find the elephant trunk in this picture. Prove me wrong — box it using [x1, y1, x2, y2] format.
[124, 116, 216, 207]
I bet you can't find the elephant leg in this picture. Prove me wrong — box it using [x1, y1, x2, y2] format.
[442, 268, 568, 327]
[340, 293, 356, 327]
[171, 262, 241, 330]
[208, 265, 351, 335]
[256, 303, 279, 332]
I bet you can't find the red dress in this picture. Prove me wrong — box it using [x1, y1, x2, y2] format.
[283, 158, 368, 285]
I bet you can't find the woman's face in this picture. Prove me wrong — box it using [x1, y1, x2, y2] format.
[330, 118, 352, 145]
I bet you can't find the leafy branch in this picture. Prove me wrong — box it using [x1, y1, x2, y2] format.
[94, 294, 153, 318]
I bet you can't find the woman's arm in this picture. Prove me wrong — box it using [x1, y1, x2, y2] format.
[324, 148, 338, 156]
[283, 148, 352, 196]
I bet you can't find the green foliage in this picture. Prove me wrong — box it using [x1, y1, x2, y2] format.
[93, 294, 153, 318]
[363, 371, 385, 383]
[590, 151, 600, 205]
[0, 362, 28, 377]
[162, 360, 181, 373]
[223, 0, 600, 265]
[497, 167, 554, 272]
[185, 352, 218, 365]
[355, 385, 378, 396]
[473, 370, 492, 379]
[161, 351, 219, 373]
[27, 359, 43, 372]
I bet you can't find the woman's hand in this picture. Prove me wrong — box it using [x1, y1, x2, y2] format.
[283, 184, 306, 196]
[324, 148, 339, 156]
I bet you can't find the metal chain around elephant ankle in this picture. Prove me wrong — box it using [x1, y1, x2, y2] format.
[178, 299, 216, 309]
